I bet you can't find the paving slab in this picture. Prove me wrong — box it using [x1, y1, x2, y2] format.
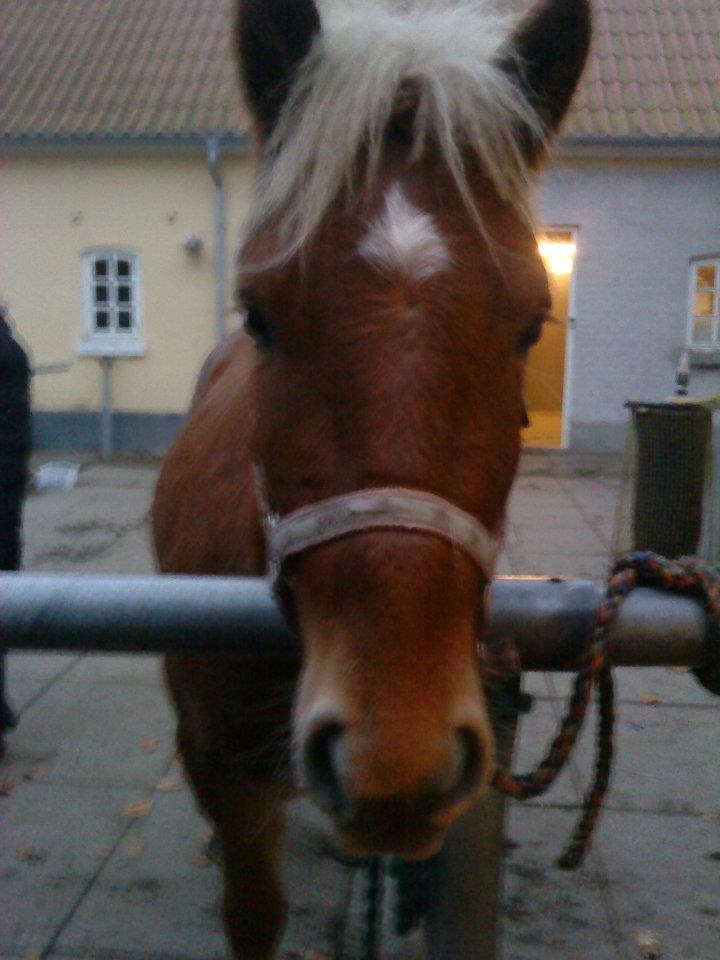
[508, 551, 612, 581]
[512, 696, 720, 816]
[524, 665, 720, 708]
[6, 653, 81, 683]
[62, 654, 164, 686]
[2, 677, 46, 716]
[4, 653, 81, 718]
[23, 478, 154, 575]
[2, 678, 175, 789]
[54, 788, 388, 960]
[0, 780, 144, 958]
[509, 523, 608, 557]
[501, 806, 720, 960]
[53, 785, 227, 960]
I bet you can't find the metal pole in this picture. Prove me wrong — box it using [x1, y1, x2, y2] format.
[0, 573, 296, 659]
[488, 577, 710, 668]
[0, 574, 712, 668]
[99, 355, 113, 459]
[206, 134, 227, 345]
[425, 676, 520, 960]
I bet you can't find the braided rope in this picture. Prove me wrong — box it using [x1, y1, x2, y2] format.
[494, 551, 720, 869]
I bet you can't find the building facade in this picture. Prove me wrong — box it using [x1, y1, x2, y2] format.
[2, 0, 719, 453]
[539, 154, 720, 451]
[3, 149, 254, 452]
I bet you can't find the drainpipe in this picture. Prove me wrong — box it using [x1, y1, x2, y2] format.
[99, 356, 113, 459]
[205, 134, 227, 344]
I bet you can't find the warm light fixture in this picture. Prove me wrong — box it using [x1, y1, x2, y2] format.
[538, 237, 577, 276]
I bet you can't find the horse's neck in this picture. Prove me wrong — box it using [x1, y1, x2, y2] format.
[153, 335, 265, 577]
[190, 327, 248, 410]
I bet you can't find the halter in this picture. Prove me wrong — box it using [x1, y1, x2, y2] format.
[263, 486, 501, 584]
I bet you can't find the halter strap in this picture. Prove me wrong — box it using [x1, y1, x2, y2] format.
[264, 487, 501, 581]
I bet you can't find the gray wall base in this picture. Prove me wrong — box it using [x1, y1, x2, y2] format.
[34, 412, 634, 456]
[32, 412, 185, 455]
[569, 421, 629, 453]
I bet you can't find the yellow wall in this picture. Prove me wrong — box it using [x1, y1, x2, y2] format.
[1, 151, 255, 414]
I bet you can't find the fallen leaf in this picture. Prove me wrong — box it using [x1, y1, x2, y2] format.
[192, 853, 211, 869]
[121, 800, 152, 820]
[636, 929, 662, 958]
[640, 694, 659, 705]
[155, 776, 182, 792]
[695, 806, 720, 820]
[141, 737, 159, 754]
[0, 779, 16, 797]
[16, 846, 44, 863]
[96, 847, 113, 860]
[122, 841, 144, 858]
[22, 950, 42, 960]
[22, 766, 45, 782]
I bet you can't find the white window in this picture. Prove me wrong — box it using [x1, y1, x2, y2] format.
[687, 256, 720, 350]
[77, 250, 145, 356]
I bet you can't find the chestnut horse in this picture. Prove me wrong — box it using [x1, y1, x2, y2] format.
[152, 0, 591, 955]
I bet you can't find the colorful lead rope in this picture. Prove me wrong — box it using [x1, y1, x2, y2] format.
[493, 551, 720, 868]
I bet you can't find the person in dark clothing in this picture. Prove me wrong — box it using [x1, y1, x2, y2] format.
[0, 308, 32, 760]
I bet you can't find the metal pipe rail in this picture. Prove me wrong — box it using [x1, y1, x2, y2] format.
[0, 572, 711, 669]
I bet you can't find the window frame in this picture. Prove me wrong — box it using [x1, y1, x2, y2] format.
[686, 254, 720, 354]
[77, 249, 145, 357]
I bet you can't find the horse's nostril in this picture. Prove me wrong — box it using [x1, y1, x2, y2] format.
[303, 722, 346, 812]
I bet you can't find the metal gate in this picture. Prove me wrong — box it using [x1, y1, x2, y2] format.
[0, 572, 714, 959]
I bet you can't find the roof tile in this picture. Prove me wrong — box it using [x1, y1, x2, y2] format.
[0, 0, 718, 144]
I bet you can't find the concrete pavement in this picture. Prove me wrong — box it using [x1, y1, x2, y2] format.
[1, 452, 718, 959]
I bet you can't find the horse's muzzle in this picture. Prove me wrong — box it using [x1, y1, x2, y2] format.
[301, 720, 488, 856]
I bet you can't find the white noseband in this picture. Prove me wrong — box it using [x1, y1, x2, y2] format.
[264, 487, 501, 582]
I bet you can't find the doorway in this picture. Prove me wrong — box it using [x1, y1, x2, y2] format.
[522, 228, 576, 449]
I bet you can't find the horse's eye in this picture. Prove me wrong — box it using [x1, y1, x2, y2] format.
[244, 305, 275, 348]
[516, 314, 546, 355]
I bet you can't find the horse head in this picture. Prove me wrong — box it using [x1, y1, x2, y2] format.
[235, 0, 590, 859]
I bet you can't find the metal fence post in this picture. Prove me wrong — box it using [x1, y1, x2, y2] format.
[424, 676, 520, 960]
[99, 355, 113, 459]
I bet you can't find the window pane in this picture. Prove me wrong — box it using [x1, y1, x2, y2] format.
[94, 259, 108, 278]
[694, 291, 715, 317]
[94, 285, 108, 303]
[118, 285, 131, 304]
[117, 259, 130, 277]
[696, 264, 716, 289]
[118, 311, 132, 330]
[95, 310, 109, 330]
[692, 316, 713, 343]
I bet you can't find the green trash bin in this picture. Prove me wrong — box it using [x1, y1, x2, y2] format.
[628, 401, 712, 558]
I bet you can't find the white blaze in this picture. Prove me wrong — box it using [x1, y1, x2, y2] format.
[359, 184, 451, 282]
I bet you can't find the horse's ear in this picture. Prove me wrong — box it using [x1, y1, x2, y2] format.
[236, 0, 321, 140]
[498, 0, 591, 164]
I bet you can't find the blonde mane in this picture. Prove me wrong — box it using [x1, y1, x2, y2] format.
[244, 0, 546, 260]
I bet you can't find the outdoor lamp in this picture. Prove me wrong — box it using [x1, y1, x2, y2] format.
[539, 238, 577, 276]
